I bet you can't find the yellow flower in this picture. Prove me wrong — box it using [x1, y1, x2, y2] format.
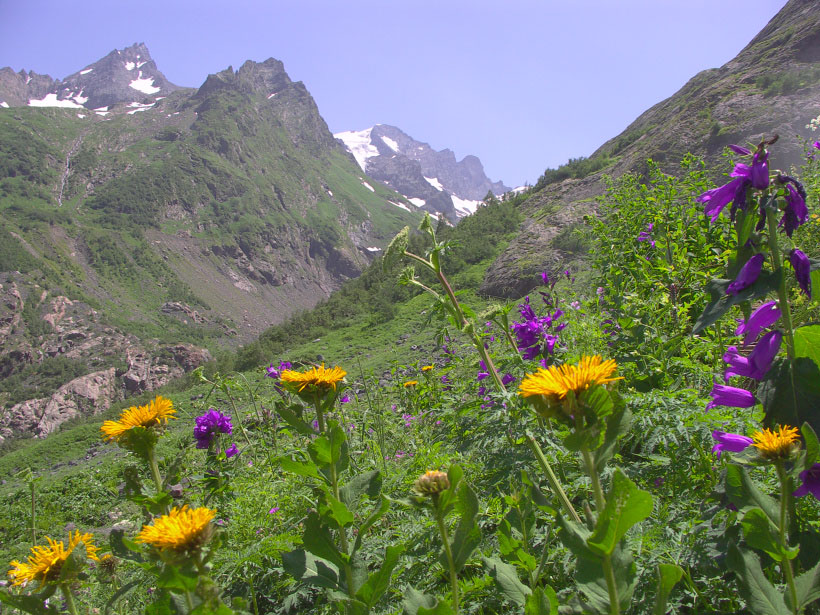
[752, 426, 800, 460]
[421, 365, 434, 372]
[403, 380, 418, 387]
[136, 506, 216, 552]
[280, 364, 346, 393]
[100, 395, 176, 442]
[518, 355, 621, 403]
[8, 531, 99, 588]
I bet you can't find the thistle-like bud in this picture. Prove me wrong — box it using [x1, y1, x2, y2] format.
[383, 226, 410, 272]
[398, 265, 416, 286]
[479, 304, 505, 322]
[419, 212, 434, 235]
[414, 470, 450, 497]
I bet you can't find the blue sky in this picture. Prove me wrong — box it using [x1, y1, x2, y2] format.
[1, 0, 787, 187]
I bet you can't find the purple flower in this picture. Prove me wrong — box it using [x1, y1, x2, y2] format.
[722, 330, 782, 381]
[814, 141, 820, 150]
[789, 249, 812, 297]
[779, 183, 809, 237]
[729, 144, 753, 156]
[265, 361, 292, 379]
[712, 431, 754, 459]
[793, 463, 820, 500]
[225, 443, 238, 458]
[637, 222, 656, 248]
[735, 301, 781, 345]
[268, 507, 280, 514]
[194, 409, 233, 449]
[541, 271, 550, 286]
[477, 360, 489, 381]
[697, 177, 749, 222]
[730, 148, 769, 190]
[727, 254, 764, 295]
[340, 394, 350, 403]
[501, 373, 516, 386]
[596, 287, 604, 296]
[706, 383, 757, 410]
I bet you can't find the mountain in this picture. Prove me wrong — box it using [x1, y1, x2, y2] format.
[0, 46, 419, 440]
[335, 124, 509, 223]
[481, 0, 820, 298]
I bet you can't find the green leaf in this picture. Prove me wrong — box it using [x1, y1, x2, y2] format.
[302, 512, 345, 568]
[483, 556, 531, 606]
[278, 455, 325, 482]
[693, 270, 782, 334]
[104, 580, 141, 615]
[418, 601, 454, 615]
[789, 557, 820, 612]
[403, 587, 450, 615]
[726, 542, 789, 615]
[274, 403, 316, 436]
[437, 464, 464, 514]
[320, 494, 355, 528]
[724, 464, 779, 523]
[587, 469, 653, 557]
[157, 563, 199, 593]
[652, 564, 683, 615]
[355, 545, 404, 608]
[0, 590, 60, 614]
[445, 481, 481, 574]
[802, 423, 819, 467]
[340, 470, 382, 513]
[118, 425, 159, 461]
[57, 541, 87, 583]
[812, 269, 820, 303]
[741, 507, 797, 562]
[595, 404, 632, 472]
[144, 591, 181, 615]
[579, 384, 615, 421]
[352, 495, 391, 555]
[109, 528, 145, 563]
[794, 325, 820, 371]
[525, 586, 559, 615]
[758, 357, 820, 435]
[281, 549, 340, 590]
[309, 435, 333, 465]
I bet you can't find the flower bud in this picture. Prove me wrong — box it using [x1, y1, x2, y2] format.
[414, 470, 450, 497]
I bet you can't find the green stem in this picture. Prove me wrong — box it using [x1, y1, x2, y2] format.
[30, 480, 36, 546]
[225, 388, 253, 447]
[60, 584, 80, 615]
[534, 526, 551, 586]
[313, 395, 326, 434]
[776, 462, 800, 615]
[516, 503, 536, 588]
[146, 447, 165, 501]
[581, 446, 619, 615]
[323, 411, 355, 602]
[765, 207, 797, 362]
[526, 435, 581, 524]
[434, 500, 460, 615]
[184, 589, 196, 612]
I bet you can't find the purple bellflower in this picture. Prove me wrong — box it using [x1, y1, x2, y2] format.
[194, 409, 233, 449]
[706, 383, 757, 410]
[501, 373, 516, 386]
[711, 430, 754, 459]
[476, 360, 489, 381]
[697, 177, 749, 222]
[814, 141, 820, 150]
[778, 181, 809, 237]
[793, 463, 820, 501]
[225, 443, 239, 458]
[637, 222, 656, 248]
[722, 330, 782, 382]
[727, 253, 764, 295]
[735, 301, 781, 346]
[266, 361, 292, 379]
[789, 249, 812, 297]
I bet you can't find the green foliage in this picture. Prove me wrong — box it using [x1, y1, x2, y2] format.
[534, 154, 615, 191]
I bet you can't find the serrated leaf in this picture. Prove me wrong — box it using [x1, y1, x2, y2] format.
[579, 384, 615, 421]
[157, 563, 199, 593]
[340, 470, 382, 513]
[757, 357, 820, 436]
[693, 270, 782, 334]
[724, 464, 779, 523]
[483, 556, 531, 606]
[789, 557, 820, 611]
[281, 549, 340, 590]
[525, 586, 559, 615]
[302, 512, 345, 568]
[320, 494, 355, 528]
[794, 325, 820, 371]
[595, 404, 632, 472]
[274, 403, 316, 436]
[355, 545, 404, 608]
[652, 564, 683, 615]
[278, 455, 325, 482]
[741, 507, 796, 562]
[726, 542, 789, 615]
[587, 469, 653, 557]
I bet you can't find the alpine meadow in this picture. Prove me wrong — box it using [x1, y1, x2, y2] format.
[2, 1, 820, 614]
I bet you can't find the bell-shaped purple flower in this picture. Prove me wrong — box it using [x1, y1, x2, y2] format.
[711, 430, 754, 459]
[727, 253, 764, 295]
[789, 249, 812, 297]
[194, 408, 233, 449]
[735, 301, 781, 346]
[225, 443, 239, 458]
[793, 463, 820, 500]
[730, 149, 769, 190]
[814, 141, 820, 150]
[697, 177, 749, 222]
[779, 184, 809, 237]
[722, 330, 781, 381]
[706, 383, 757, 410]
[729, 144, 752, 156]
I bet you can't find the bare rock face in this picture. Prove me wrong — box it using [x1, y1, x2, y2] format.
[122, 344, 212, 393]
[1, 368, 118, 441]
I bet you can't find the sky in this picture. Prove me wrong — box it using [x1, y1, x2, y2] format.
[0, 0, 788, 187]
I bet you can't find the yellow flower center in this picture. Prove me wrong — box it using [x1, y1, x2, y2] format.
[751, 426, 800, 459]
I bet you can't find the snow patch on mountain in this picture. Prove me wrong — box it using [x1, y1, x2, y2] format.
[381, 135, 399, 152]
[334, 128, 379, 171]
[129, 72, 161, 94]
[409, 197, 426, 207]
[452, 195, 482, 217]
[80, 68, 93, 75]
[389, 201, 412, 212]
[28, 93, 83, 108]
[424, 176, 444, 191]
[361, 181, 375, 192]
[0, 101, 9, 108]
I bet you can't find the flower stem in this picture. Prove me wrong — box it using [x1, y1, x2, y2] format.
[776, 462, 800, 615]
[184, 589, 196, 612]
[765, 208, 796, 361]
[581, 446, 619, 615]
[60, 584, 80, 615]
[526, 435, 581, 524]
[434, 500, 460, 615]
[146, 447, 166, 509]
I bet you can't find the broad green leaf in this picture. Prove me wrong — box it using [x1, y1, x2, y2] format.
[308, 436, 333, 465]
[403, 587, 443, 615]
[157, 563, 199, 593]
[109, 528, 145, 563]
[724, 464, 779, 523]
[320, 494, 355, 528]
[418, 602, 454, 615]
[794, 325, 820, 371]
[802, 423, 819, 467]
[57, 542, 87, 583]
[726, 542, 789, 615]
[587, 469, 653, 557]
[104, 580, 141, 615]
[741, 507, 797, 563]
[144, 592, 178, 615]
[758, 357, 820, 437]
[525, 586, 559, 615]
[281, 549, 340, 590]
[278, 455, 325, 482]
[302, 512, 345, 568]
[595, 404, 632, 472]
[437, 464, 464, 514]
[483, 556, 531, 606]
[693, 270, 782, 334]
[811, 269, 820, 302]
[444, 481, 481, 573]
[355, 545, 404, 608]
[579, 384, 615, 421]
[352, 494, 391, 555]
[274, 403, 316, 436]
[652, 564, 684, 615]
[789, 558, 820, 612]
[340, 470, 382, 512]
[0, 590, 59, 614]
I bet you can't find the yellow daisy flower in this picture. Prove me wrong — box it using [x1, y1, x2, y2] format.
[518, 355, 621, 403]
[8, 531, 99, 588]
[403, 380, 418, 387]
[421, 365, 434, 372]
[751, 426, 800, 460]
[100, 395, 176, 442]
[280, 364, 346, 393]
[136, 505, 216, 552]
